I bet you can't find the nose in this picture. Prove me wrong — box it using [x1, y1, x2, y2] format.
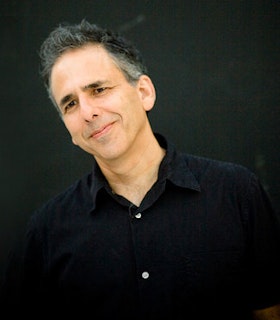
[79, 95, 99, 122]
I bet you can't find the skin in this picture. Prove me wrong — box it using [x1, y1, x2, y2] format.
[253, 305, 280, 320]
[50, 43, 280, 318]
[50, 44, 165, 205]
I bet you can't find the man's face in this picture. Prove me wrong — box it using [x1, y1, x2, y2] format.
[50, 44, 155, 164]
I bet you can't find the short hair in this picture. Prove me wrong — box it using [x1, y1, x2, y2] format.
[39, 19, 148, 107]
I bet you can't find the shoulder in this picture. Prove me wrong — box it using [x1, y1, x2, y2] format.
[182, 153, 255, 183]
[181, 153, 266, 205]
[30, 171, 93, 225]
[183, 153, 275, 212]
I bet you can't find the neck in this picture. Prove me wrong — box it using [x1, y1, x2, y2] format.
[96, 133, 165, 206]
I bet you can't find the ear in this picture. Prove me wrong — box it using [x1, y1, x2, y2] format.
[137, 75, 156, 112]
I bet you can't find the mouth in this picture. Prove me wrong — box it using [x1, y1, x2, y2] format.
[89, 122, 115, 139]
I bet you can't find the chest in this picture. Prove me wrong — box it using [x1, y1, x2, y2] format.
[46, 188, 246, 297]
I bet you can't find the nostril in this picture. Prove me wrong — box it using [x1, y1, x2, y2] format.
[85, 114, 98, 122]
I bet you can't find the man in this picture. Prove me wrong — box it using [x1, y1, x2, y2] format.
[1, 20, 280, 319]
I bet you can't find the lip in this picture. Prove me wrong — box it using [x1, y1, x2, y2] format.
[89, 122, 114, 139]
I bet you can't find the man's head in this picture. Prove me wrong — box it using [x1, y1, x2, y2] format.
[39, 19, 148, 110]
[40, 20, 156, 162]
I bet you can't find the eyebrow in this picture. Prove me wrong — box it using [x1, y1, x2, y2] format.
[58, 81, 106, 108]
[82, 81, 105, 91]
[59, 94, 73, 108]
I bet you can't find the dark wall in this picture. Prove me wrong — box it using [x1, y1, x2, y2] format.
[1, 0, 279, 277]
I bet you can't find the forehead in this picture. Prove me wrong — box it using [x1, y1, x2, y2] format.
[52, 44, 118, 75]
[50, 44, 125, 95]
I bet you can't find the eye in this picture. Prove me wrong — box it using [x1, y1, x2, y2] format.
[94, 87, 107, 94]
[63, 100, 77, 113]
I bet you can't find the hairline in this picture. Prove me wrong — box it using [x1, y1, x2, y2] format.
[47, 43, 143, 113]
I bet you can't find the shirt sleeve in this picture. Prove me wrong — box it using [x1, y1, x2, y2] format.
[0, 212, 46, 309]
[246, 173, 280, 309]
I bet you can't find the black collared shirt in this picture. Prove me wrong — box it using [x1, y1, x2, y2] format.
[2, 134, 280, 319]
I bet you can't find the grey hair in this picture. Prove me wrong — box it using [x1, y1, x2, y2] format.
[39, 19, 148, 109]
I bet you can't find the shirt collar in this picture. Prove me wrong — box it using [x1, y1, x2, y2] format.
[89, 161, 108, 207]
[155, 133, 201, 192]
[88, 133, 201, 211]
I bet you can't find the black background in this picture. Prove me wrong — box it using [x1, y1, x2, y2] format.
[1, 0, 279, 279]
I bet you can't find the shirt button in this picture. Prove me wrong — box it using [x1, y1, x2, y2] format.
[135, 212, 142, 219]
[142, 271, 149, 279]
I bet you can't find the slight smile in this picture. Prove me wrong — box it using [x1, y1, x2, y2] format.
[90, 122, 115, 139]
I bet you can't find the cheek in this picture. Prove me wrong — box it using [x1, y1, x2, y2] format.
[63, 118, 80, 143]
[121, 93, 146, 118]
